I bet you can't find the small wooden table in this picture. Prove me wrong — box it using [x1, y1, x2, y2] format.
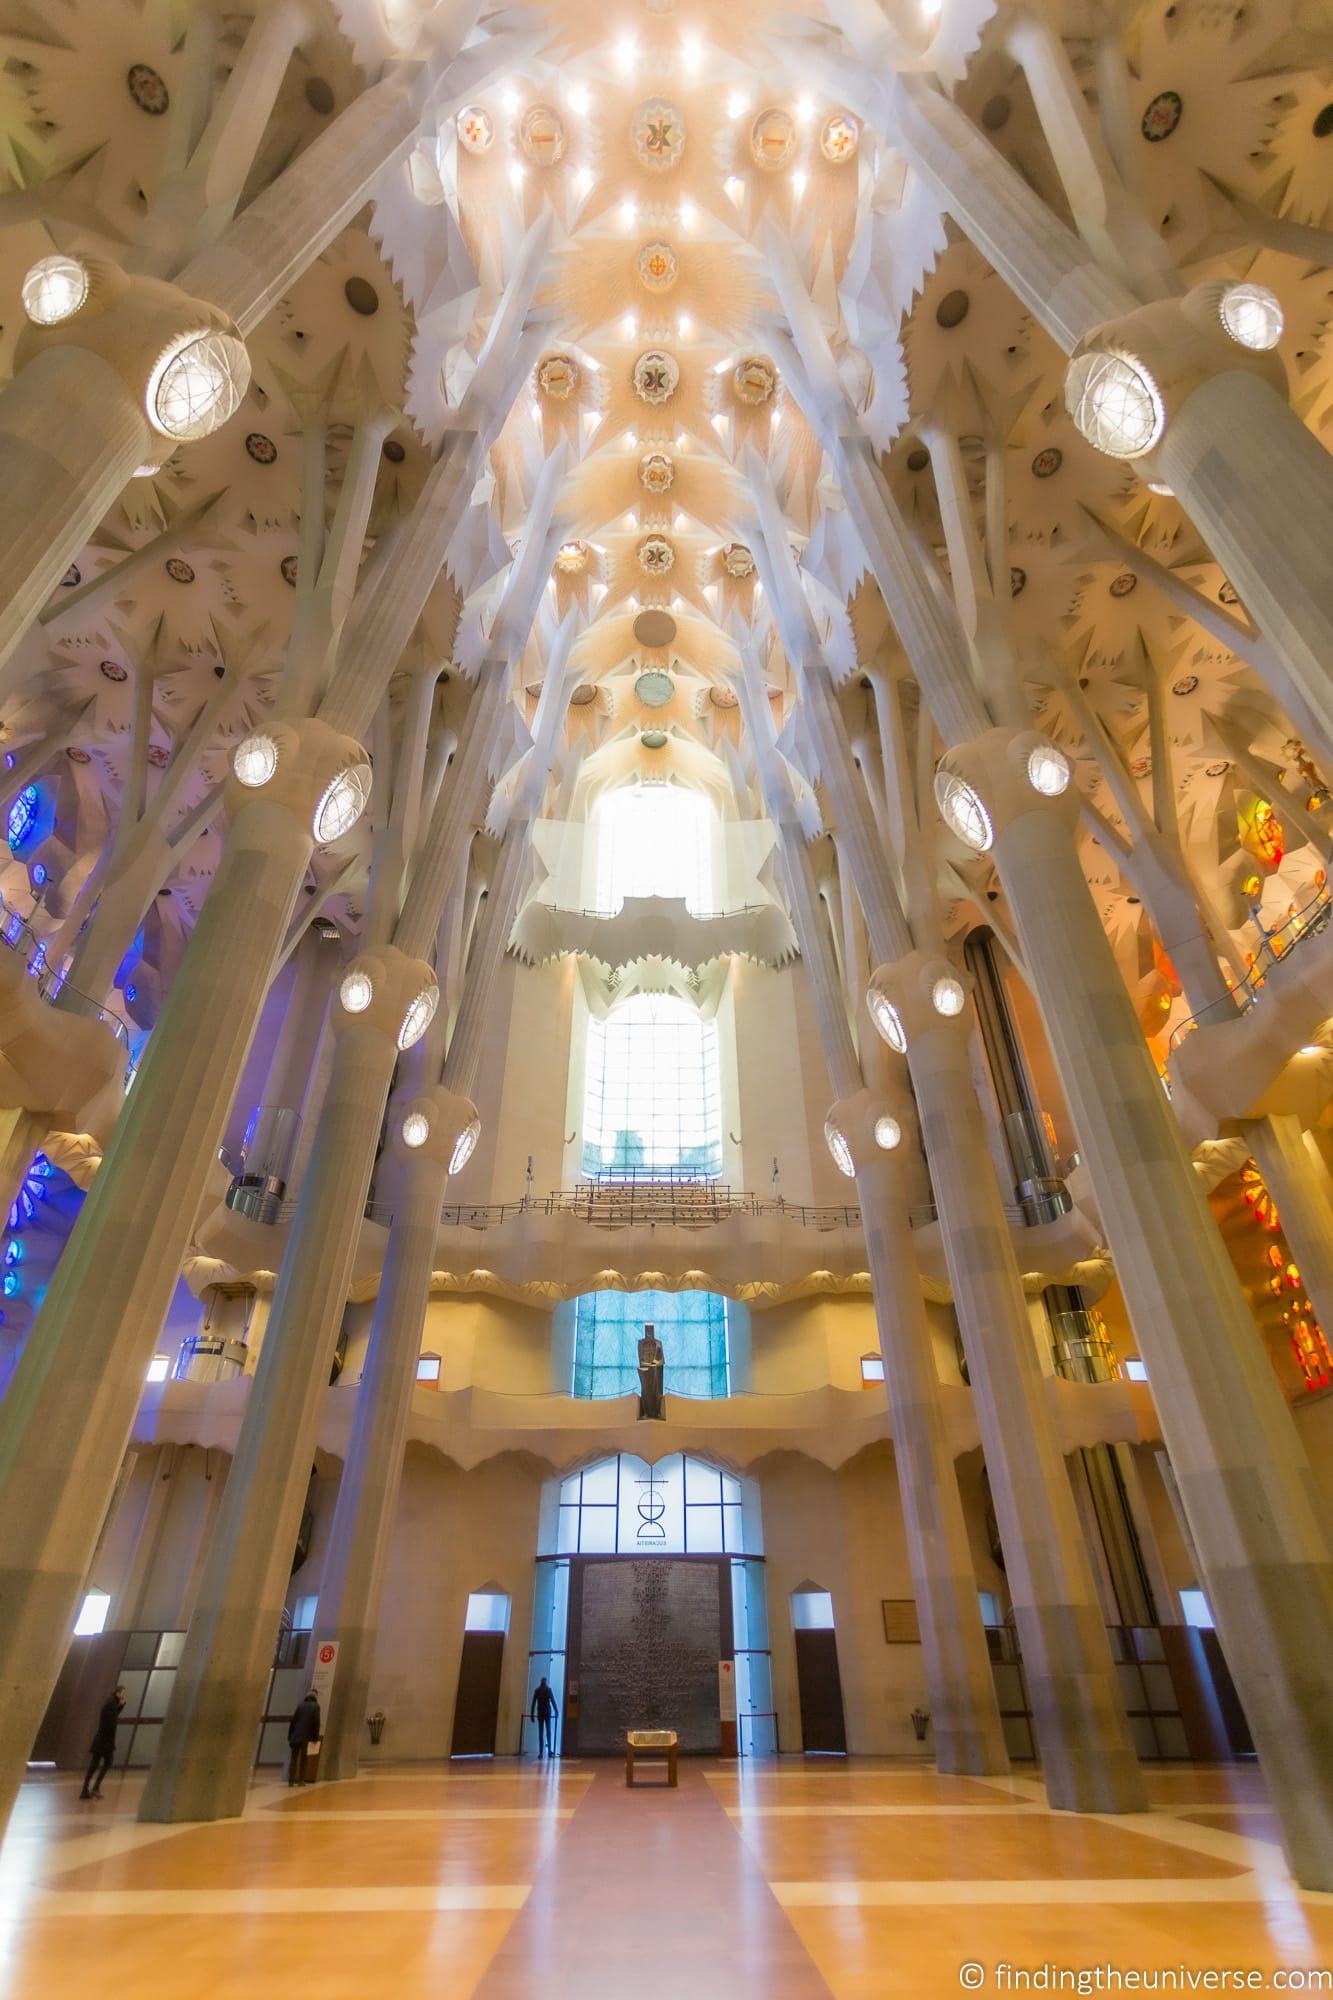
[625, 1729, 678, 1787]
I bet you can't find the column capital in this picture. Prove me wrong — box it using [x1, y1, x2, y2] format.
[388, 1082, 480, 1175]
[223, 715, 372, 842]
[867, 950, 973, 1053]
[14, 254, 250, 470]
[332, 944, 438, 1052]
[936, 726, 1080, 847]
[1064, 280, 1287, 471]
[825, 1085, 915, 1183]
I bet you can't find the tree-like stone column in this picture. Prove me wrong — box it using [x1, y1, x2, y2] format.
[1241, 1112, 1333, 1366]
[0, 718, 362, 1825]
[138, 940, 435, 1823]
[873, 952, 1146, 1814]
[942, 728, 1333, 1886]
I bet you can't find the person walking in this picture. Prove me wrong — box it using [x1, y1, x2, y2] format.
[530, 1677, 559, 1757]
[79, 1685, 126, 1799]
[286, 1688, 322, 1787]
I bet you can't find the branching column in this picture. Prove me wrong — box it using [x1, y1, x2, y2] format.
[313, 828, 534, 1781]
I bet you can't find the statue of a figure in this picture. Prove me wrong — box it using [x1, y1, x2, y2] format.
[637, 1323, 665, 1421]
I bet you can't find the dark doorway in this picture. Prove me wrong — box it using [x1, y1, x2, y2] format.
[451, 1631, 505, 1756]
[792, 1589, 847, 1754]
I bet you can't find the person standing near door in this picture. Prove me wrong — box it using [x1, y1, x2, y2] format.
[531, 1677, 559, 1757]
[286, 1688, 322, 1786]
[79, 1684, 126, 1799]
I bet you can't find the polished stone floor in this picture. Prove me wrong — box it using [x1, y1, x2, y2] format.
[2, 1759, 1331, 1996]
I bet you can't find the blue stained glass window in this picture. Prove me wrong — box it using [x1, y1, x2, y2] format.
[30, 862, 46, 888]
[7, 785, 39, 852]
[2, 1271, 19, 1298]
[572, 1288, 729, 1400]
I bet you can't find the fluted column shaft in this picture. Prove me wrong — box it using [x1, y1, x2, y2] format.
[906, 1014, 1145, 1813]
[856, 1153, 1010, 1774]
[0, 347, 150, 677]
[992, 798, 1333, 1884]
[1241, 1113, 1333, 1387]
[0, 793, 313, 1825]
[139, 1011, 404, 1822]
[314, 1147, 448, 1780]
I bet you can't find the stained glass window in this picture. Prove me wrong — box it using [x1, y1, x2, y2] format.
[7, 785, 39, 852]
[572, 1288, 729, 1400]
[555, 1453, 748, 1553]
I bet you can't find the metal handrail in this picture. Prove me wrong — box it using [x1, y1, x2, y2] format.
[0, 892, 132, 1049]
[539, 899, 768, 924]
[1168, 878, 1332, 1050]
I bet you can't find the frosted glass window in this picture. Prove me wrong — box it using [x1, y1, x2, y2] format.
[860, 1353, 885, 1384]
[1180, 1589, 1214, 1630]
[792, 1590, 836, 1630]
[73, 1590, 111, 1636]
[465, 1591, 511, 1633]
[582, 995, 722, 1178]
[557, 1454, 752, 1554]
[572, 1289, 729, 1400]
[593, 782, 715, 915]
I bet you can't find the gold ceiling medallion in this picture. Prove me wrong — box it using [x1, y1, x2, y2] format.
[637, 240, 679, 292]
[638, 450, 676, 495]
[569, 682, 599, 706]
[520, 103, 567, 165]
[458, 106, 494, 154]
[722, 542, 756, 578]
[750, 108, 797, 171]
[637, 535, 676, 576]
[820, 112, 859, 163]
[556, 540, 590, 573]
[633, 349, 679, 404]
[537, 354, 580, 401]
[733, 355, 776, 405]
[632, 99, 686, 172]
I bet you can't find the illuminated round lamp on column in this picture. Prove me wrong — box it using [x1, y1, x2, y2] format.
[1219, 283, 1283, 351]
[339, 968, 374, 1015]
[931, 974, 966, 1019]
[934, 769, 993, 852]
[874, 1114, 902, 1151]
[823, 1116, 856, 1180]
[397, 983, 439, 1052]
[147, 330, 251, 442]
[232, 731, 280, 788]
[1064, 349, 1164, 459]
[1026, 740, 1071, 797]
[21, 255, 89, 325]
[402, 1111, 431, 1149]
[450, 1116, 482, 1176]
[314, 759, 372, 843]
[867, 975, 908, 1054]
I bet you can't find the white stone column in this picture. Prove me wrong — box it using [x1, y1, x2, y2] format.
[0, 347, 150, 679]
[138, 946, 432, 1822]
[0, 719, 366, 1826]
[311, 1084, 473, 1781]
[1242, 1114, 1333, 1353]
[889, 75, 1139, 353]
[877, 957, 1146, 1813]
[1150, 369, 1333, 744]
[946, 730, 1333, 1885]
[762, 783, 1008, 1773]
[853, 1129, 1011, 1774]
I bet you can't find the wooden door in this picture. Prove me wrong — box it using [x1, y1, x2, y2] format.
[794, 1628, 847, 1753]
[450, 1631, 505, 1756]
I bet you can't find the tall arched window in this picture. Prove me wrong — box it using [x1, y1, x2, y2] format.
[582, 993, 722, 1178]
[592, 781, 715, 914]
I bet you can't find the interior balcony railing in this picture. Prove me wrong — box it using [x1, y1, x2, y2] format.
[0, 889, 132, 1052]
[1167, 875, 1332, 1051]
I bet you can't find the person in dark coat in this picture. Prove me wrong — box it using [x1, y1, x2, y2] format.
[80, 1686, 126, 1799]
[286, 1690, 322, 1786]
[530, 1677, 559, 1757]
